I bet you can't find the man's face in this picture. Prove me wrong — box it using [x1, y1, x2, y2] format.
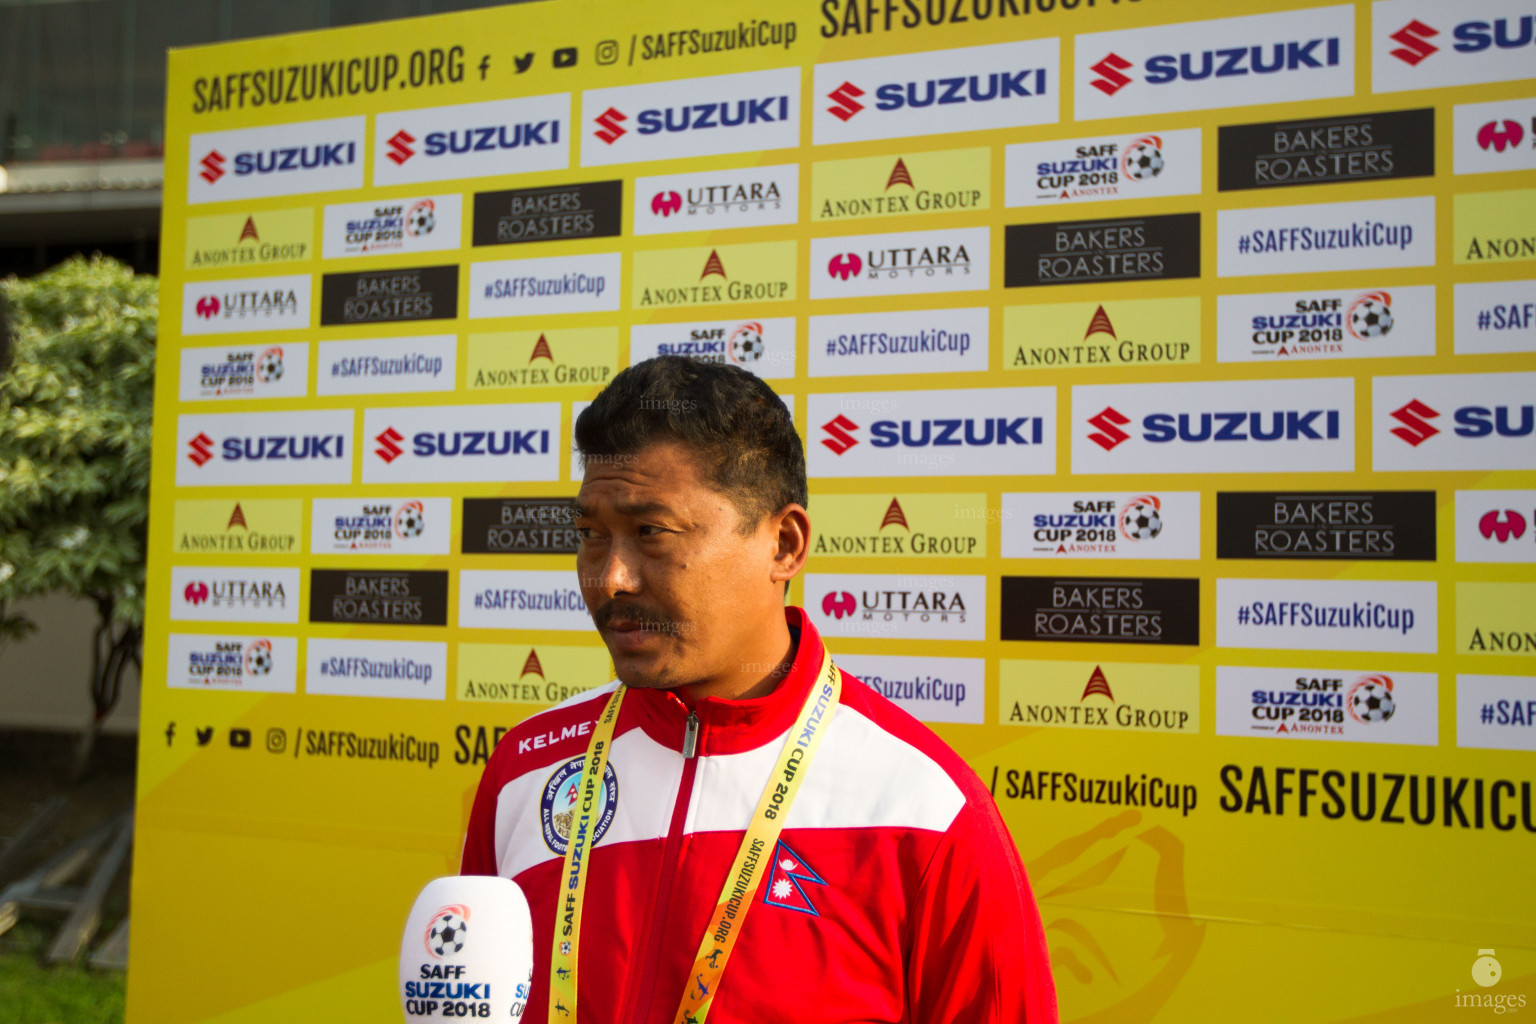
[573, 441, 786, 690]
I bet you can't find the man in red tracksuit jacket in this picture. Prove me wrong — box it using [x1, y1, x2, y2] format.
[461, 357, 1057, 1023]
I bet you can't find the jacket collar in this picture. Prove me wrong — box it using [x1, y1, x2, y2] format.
[626, 606, 826, 757]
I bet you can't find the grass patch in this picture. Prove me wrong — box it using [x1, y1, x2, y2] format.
[0, 922, 125, 1024]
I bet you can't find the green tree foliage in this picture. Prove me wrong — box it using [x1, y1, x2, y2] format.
[0, 256, 156, 642]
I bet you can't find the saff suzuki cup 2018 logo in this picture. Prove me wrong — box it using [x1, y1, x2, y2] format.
[393, 500, 427, 539]
[424, 904, 469, 959]
[540, 756, 619, 855]
[1346, 674, 1396, 725]
[243, 639, 273, 676]
[1345, 292, 1393, 340]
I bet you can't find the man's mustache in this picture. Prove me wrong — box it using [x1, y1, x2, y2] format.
[592, 600, 683, 634]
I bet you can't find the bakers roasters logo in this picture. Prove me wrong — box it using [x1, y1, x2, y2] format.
[630, 317, 794, 380]
[812, 38, 1059, 144]
[472, 180, 622, 247]
[461, 498, 579, 555]
[179, 344, 308, 402]
[1075, 6, 1354, 120]
[319, 266, 459, 326]
[1000, 492, 1201, 561]
[1373, 372, 1536, 471]
[175, 410, 353, 487]
[312, 498, 451, 555]
[634, 164, 797, 235]
[1073, 378, 1355, 475]
[308, 569, 449, 627]
[1215, 667, 1439, 746]
[580, 67, 799, 166]
[1217, 491, 1437, 562]
[1005, 129, 1202, 208]
[372, 94, 570, 186]
[187, 115, 364, 203]
[807, 386, 1055, 478]
[321, 195, 461, 259]
[805, 573, 986, 641]
[810, 227, 989, 299]
[1374, 1, 1536, 93]
[361, 403, 560, 484]
[1004, 213, 1200, 288]
[1216, 286, 1436, 363]
[1000, 576, 1201, 646]
[1217, 108, 1436, 191]
[181, 275, 310, 336]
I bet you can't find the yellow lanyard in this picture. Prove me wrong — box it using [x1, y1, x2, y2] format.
[549, 650, 839, 1024]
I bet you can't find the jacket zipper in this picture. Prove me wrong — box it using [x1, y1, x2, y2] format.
[626, 710, 700, 1024]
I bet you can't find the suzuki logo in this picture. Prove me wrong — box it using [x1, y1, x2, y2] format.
[195, 296, 220, 319]
[821, 591, 857, 620]
[1086, 407, 1131, 451]
[386, 130, 416, 165]
[184, 582, 210, 605]
[826, 81, 865, 121]
[594, 107, 628, 144]
[827, 253, 862, 281]
[374, 426, 405, 463]
[651, 191, 682, 216]
[1389, 399, 1440, 447]
[187, 432, 215, 466]
[820, 414, 860, 455]
[1089, 53, 1134, 96]
[1479, 509, 1527, 543]
[199, 150, 226, 183]
[1389, 20, 1438, 66]
[1477, 119, 1525, 153]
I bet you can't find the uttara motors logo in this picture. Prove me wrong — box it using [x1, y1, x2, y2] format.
[188, 115, 364, 203]
[1075, 7, 1353, 118]
[811, 227, 989, 299]
[634, 163, 798, 236]
[1477, 118, 1525, 152]
[1375, 372, 1536, 472]
[373, 95, 569, 186]
[580, 67, 800, 165]
[1073, 378, 1355, 475]
[176, 410, 353, 487]
[182, 274, 310, 335]
[812, 39, 1059, 144]
[807, 573, 985, 641]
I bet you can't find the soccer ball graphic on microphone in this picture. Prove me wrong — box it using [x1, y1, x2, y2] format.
[426, 906, 468, 958]
[1347, 675, 1396, 724]
[1122, 137, 1164, 181]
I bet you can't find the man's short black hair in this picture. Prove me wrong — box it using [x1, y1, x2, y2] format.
[574, 356, 807, 532]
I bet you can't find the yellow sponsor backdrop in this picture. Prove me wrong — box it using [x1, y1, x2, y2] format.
[135, 1, 1536, 1021]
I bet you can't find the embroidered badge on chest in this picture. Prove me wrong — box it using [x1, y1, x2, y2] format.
[762, 839, 826, 917]
[540, 756, 620, 855]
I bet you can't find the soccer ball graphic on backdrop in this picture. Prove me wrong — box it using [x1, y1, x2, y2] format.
[255, 347, 284, 384]
[243, 639, 273, 677]
[1347, 675, 1396, 724]
[406, 199, 437, 237]
[729, 322, 766, 364]
[394, 501, 426, 539]
[426, 907, 468, 958]
[1122, 136, 1165, 181]
[1347, 291, 1394, 340]
[1119, 496, 1164, 542]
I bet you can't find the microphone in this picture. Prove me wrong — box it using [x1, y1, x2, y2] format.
[399, 875, 534, 1022]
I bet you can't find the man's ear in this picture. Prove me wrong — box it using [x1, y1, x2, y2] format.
[768, 503, 809, 589]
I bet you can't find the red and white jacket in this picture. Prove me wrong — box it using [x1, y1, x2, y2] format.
[461, 607, 1057, 1023]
